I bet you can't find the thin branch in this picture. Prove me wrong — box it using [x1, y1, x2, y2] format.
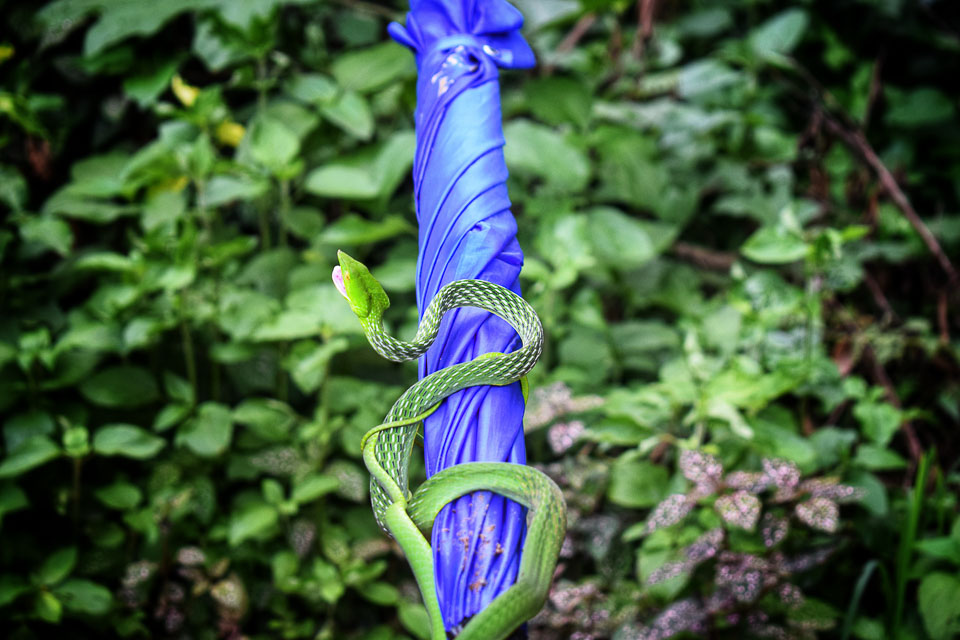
[556, 13, 597, 54]
[862, 271, 896, 323]
[632, 0, 659, 59]
[821, 115, 959, 287]
[862, 55, 884, 131]
[327, 0, 403, 20]
[938, 290, 950, 345]
[671, 242, 736, 272]
[864, 346, 924, 465]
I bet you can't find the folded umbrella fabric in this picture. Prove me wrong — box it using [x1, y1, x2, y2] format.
[388, 0, 536, 631]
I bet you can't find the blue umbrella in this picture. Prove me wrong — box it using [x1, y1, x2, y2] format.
[388, 0, 535, 631]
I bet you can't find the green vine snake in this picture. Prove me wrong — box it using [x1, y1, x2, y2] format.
[332, 251, 565, 640]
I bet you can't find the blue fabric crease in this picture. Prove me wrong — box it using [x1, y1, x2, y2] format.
[388, 0, 535, 630]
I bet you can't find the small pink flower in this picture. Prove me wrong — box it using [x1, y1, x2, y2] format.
[331, 265, 347, 298]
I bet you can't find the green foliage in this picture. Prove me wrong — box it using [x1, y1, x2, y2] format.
[1, 0, 958, 638]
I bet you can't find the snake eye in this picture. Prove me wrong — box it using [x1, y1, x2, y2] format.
[332, 265, 348, 299]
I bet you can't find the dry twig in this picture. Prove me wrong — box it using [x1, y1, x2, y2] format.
[863, 346, 924, 465]
[671, 242, 736, 272]
[820, 115, 959, 288]
[632, 0, 659, 58]
[556, 13, 597, 54]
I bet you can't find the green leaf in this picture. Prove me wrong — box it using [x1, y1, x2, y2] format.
[233, 398, 296, 441]
[286, 73, 338, 104]
[321, 90, 374, 140]
[284, 206, 325, 241]
[291, 474, 340, 504]
[54, 579, 113, 615]
[216, 0, 300, 30]
[915, 536, 960, 564]
[853, 444, 907, 470]
[153, 403, 191, 433]
[57, 320, 123, 355]
[588, 207, 656, 270]
[678, 60, 742, 98]
[94, 482, 143, 510]
[0, 575, 29, 607]
[34, 590, 62, 623]
[525, 76, 592, 129]
[177, 402, 233, 457]
[607, 459, 668, 508]
[304, 131, 415, 201]
[19, 214, 73, 256]
[272, 551, 300, 590]
[83, 0, 221, 55]
[0, 165, 27, 212]
[262, 478, 285, 505]
[846, 471, 888, 517]
[63, 151, 131, 197]
[124, 57, 180, 107]
[853, 400, 902, 447]
[503, 119, 589, 192]
[361, 581, 400, 606]
[262, 100, 320, 139]
[318, 214, 412, 246]
[750, 8, 809, 61]
[237, 247, 299, 298]
[311, 557, 344, 603]
[0, 483, 28, 526]
[330, 41, 415, 93]
[142, 189, 186, 232]
[0, 436, 61, 479]
[204, 175, 270, 207]
[248, 115, 300, 173]
[3, 409, 55, 452]
[398, 601, 432, 640]
[193, 16, 249, 71]
[741, 226, 808, 264]
[62, 426, 90, 458]
[44, 189, 138, 223]
[93, 425, 166, 459]
[886, 88, 955, 128]
[228, 501, 278, 546]
[252, 309, 323, 342]
[676, 7, 733, 38]
[283, 338, 350, 394]
[74, 252, 135, 273]
[919, 573, 960, 640]
[34, 547, 77, 586]
[80, 366, 160, 408]
[163, 371, 194, 405]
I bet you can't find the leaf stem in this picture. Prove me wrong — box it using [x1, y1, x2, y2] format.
[180, 308, 198, 401]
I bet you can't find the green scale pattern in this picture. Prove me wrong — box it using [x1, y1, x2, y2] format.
[360, 279, 542, 531]
[344, 264, 565, 640]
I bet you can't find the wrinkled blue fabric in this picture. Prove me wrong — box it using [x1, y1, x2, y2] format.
[389, 0, 535, 631]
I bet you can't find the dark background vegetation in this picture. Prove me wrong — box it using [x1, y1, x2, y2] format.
[1, 0, 958, 638]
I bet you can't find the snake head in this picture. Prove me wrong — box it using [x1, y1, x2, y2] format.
[333, 250, 390, 319]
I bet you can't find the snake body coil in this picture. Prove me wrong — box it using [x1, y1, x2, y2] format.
[333, 251, 565, 640]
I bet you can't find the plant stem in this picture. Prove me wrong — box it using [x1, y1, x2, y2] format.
[278, 178, 291, 247]
[277, 342, 288, 403]
[180, 311, 198, 401]
[892, 451, 932, 632]
[259, 208, 272, 250]
[72, 457, 82, 529]
[257, 58, 268, 111]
